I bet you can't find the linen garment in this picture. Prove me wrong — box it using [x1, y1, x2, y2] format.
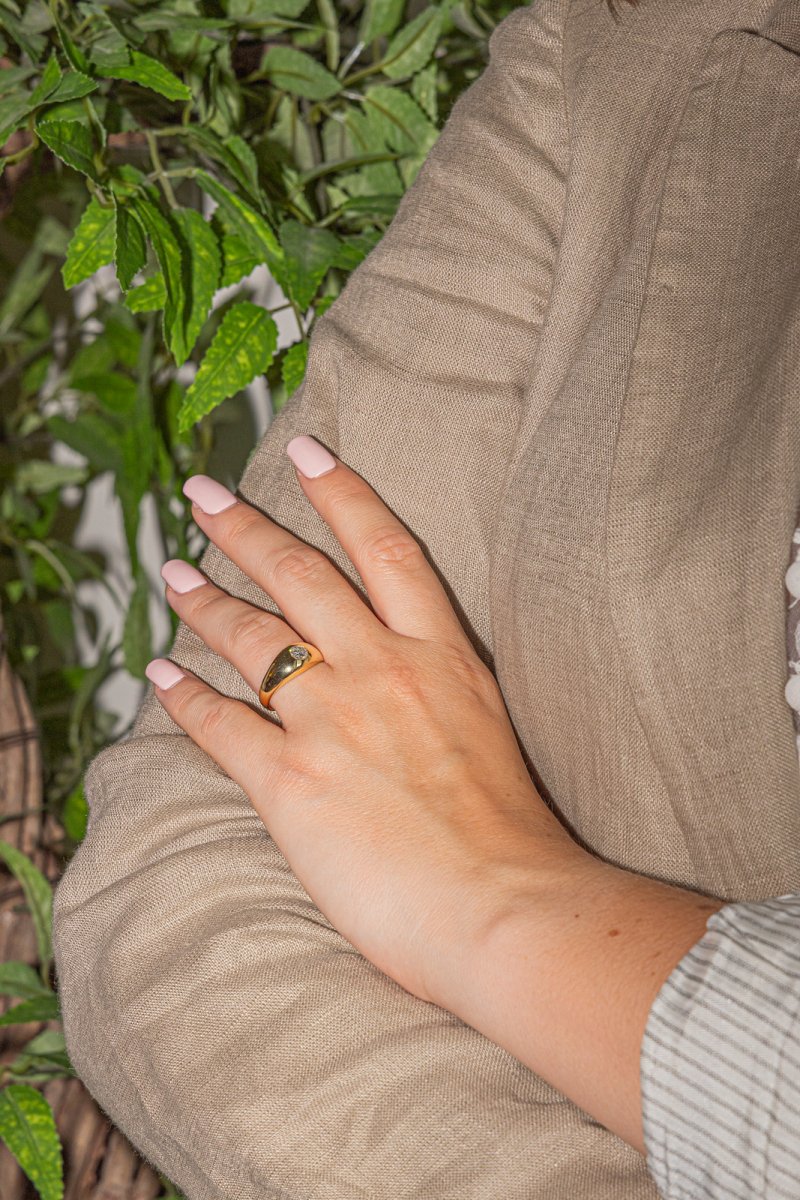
[51, 0, 800, 1197]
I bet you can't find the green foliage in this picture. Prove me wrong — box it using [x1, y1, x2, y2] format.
[61, 196, 116, 287]
[0, 840, 53, 981]
[0, 1, 514, 1195]
[0, 1085, 64, 1200]
[179, 299, 279, 431]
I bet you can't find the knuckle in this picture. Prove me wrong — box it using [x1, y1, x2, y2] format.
[279, 739, 328, 789]
[222, 606, 270, 660]
[461, 654, 497, 694]
[362, 525, 423, 570]
[454, 652, 504, 709]
[271, 543, 326, 587]
[196, 700, 229, 744]
[189, 585, 225, 624]
[383, 652, 426, 703]
[322, 478, 361, 518]
[223, 506, 262, 550]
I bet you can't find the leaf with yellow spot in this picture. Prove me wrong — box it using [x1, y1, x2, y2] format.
[0, 1085, 64, 1200]
[177, 301, 277, 433]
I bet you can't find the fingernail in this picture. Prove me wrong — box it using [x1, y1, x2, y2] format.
[183, 475, 238, 514]
[145, 658, 186, 690]
[161, 559, 207, 594]
[285, 435, 337, 479]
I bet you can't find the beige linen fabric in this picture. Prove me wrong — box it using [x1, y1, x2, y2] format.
[52, 1, 800, 1197]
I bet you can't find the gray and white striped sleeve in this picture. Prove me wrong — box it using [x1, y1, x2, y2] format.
[639, 892, 800, 1199]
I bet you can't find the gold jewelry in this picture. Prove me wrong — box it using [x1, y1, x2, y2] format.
[258, 642, 324, 709]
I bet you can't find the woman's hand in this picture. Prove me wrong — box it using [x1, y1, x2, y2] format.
[145, 435, 583, 1008]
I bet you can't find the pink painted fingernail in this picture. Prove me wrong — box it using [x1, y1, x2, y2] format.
[183, 475, 238, 514]
[285, 435, 337, 479]
[161, 559, 207, 594]
[145, 658, 186, 690]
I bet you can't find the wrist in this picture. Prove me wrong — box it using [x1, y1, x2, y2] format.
[436, 845, 725, 1150]
[426, 818, 594, 1016]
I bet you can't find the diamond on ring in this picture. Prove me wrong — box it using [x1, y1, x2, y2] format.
[289, 646, 310, 663]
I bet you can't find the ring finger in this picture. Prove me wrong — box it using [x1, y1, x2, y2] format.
[160, 558, 332, 724]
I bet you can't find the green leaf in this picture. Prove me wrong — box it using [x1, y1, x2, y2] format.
[36, 98, 88, 124]
[104, 310, 142, 367]
[115, 361, 155, 569]
[0, 1085, 64, 1200]
[129, 196, 187, 363]
[125, 272, 166, 313]
[114, 200, 146, 291]
[175, 126, 261, 201]
[33, 213, 70, 256]
[220, 232, 261, 288]
[61, 196, 116, 288]
[226, 134, 259, 195]
[178, 301, 278, 432]
[46, 412, 124, 473]
[228, 0, 309, 20]
[0, 246, 53, 336]
[229, 0, 311, 17]
[335, 107, 403, 195]
[260, 45, 341, 100]
[313, 293, 336, 318]
[381, 5, 442, 80]
[363, 85, 438, 154]
[0, 841, 52, 976]
[277, 219, 340, 310]
[45, 71, 98, 104]
[0, 93, 34, 146]
[281, 339, 307, 396]
[203, 41, 241, 137]
[55, 17, 90, 73]
[14, 461, 88, 492]
[0, 993, 60, 1028]
[338, 192, 401, 218]
[8, 1030, 72, 1078]
[332, 229, 382, 270]
[122, 565, 152, 680]
[94, 48, 191, 101]
[0, 66, 36, 98]
[29, 55, 62, 107]
[0, 962, 52, 1001]
[35, 116, 101, 181]
[0, 4, 47, 61]
[268, 91, 316, 172]
[72, 372, 138, 416]
[137, 12, 234, 33]
[172, 208, 221, 358]
[108, 160, 147, 200]
[360, 0, 406, 42]
[195, 171, 284, 274]
[410, 61, 438, 123]
[60, 784, 88, 843]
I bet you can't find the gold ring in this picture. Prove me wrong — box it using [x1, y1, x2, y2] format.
[258, 642, 324, 709]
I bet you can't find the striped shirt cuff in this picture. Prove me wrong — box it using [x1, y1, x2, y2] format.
[640, 892, 800, 1199]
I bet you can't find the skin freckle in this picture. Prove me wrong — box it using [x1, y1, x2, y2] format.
[607, 929, 620, 938]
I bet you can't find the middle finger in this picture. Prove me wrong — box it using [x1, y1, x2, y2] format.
[182, 475, 377, 657]
[160, 559, 334, 720]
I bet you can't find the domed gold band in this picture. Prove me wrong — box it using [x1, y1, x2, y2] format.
[258, 642, 325, 709]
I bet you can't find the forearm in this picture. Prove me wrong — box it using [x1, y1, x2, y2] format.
[435, 850, 725, 1154]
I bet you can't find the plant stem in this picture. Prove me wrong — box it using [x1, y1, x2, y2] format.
[146, 130, 178, 209]
[316, 0, 340, 74]
[1, 136, 37, 167]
